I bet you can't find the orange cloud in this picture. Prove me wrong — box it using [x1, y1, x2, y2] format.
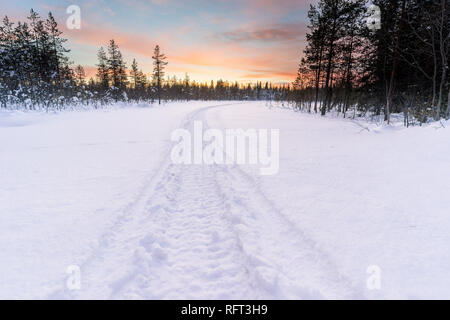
[240, 71, 296, 79]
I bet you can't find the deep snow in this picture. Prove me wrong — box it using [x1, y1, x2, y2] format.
[1, 101, 449, 299]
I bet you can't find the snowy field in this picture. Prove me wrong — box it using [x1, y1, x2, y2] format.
[1, 101, 449, 299]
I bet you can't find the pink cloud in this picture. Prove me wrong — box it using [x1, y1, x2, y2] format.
[217, 22, 307, 42]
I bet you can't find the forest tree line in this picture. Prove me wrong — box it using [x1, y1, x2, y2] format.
[293, 0, 449, 125]
[1, 3, 448, 126]
[0, 9, 291, 110]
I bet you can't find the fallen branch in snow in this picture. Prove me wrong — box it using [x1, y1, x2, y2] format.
[350, 120, 370, 133]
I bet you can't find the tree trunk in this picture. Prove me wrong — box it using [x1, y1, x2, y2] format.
[323, 40, 335, 116]
[437, 0, 447, 120]
[446, 89, 450, 120]
[322, 7, 338, 116]
[314, 44, 324, 114]
[343, 28, 355, 118]
[386, 0, 406, 124]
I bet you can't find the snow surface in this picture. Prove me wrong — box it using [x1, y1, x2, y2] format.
[1, 101, 449, 299]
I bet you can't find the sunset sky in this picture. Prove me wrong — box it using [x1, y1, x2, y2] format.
[2, 0, 314, 84]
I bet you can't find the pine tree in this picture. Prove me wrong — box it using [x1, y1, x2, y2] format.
[130, 58, 147, 99]
[107, 39, 127, 91]
[96, 47, 109, 89]
[75, 65, 85, 85]
[130, 58, 139, 89]
[45, 12, 70, 87]
[152, 45, 168, 104]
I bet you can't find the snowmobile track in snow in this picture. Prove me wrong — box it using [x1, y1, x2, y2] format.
[48, 102, 365, 299]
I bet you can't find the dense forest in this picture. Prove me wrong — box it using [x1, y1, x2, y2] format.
[0, 1, 449, 125]
[293, 0, 449, 125]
